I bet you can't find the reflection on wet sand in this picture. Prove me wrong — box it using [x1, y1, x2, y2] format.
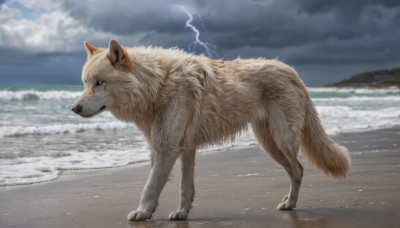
[129, 207, 398, 228]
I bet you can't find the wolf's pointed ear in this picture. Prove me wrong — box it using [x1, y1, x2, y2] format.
[84, 41, 99, 58]
[108, 39, 123, 64]
[107, 39, 131, 71]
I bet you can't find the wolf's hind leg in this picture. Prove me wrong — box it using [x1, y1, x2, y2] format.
[252, 120, 303, 210]
[169, 149, 196, 220]
[276, 159, 303, 210]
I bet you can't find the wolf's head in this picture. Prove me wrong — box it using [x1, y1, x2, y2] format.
[72, 39, 132, 118]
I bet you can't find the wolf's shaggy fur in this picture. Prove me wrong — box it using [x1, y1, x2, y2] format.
[73, 40, 351, 221]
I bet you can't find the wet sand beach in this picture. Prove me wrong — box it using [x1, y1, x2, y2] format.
[1, 127, 400, 228]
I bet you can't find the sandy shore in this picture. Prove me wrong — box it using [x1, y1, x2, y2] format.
[1, 127, 400, 228]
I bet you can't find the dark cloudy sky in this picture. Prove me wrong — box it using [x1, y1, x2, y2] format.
[0, 0, 399, 86]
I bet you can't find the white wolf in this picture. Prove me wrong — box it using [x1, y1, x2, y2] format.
[72, 39, 351, 221]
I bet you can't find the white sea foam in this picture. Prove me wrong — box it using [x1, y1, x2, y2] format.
[0, 90, 81, 101]
[313, 96, 400, 102]
[0, 148, 150, 187]
[317, 106, 400, 135]
[308, 87, 400, 94]
[0, 121, 130, 137]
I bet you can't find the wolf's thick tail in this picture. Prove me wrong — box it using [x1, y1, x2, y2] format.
[301, 95, 351, 178]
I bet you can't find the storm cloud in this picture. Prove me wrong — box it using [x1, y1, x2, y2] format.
[0, 0, 399, 86]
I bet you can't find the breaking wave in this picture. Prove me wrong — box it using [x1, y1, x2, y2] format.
[0, 90, 81, 102]
[0, 122, 130, 138]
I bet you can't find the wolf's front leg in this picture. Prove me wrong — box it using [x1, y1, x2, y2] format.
[169, 151, 196, 220]
[128, 153, 179, 221]
[129, 97, 188, 221]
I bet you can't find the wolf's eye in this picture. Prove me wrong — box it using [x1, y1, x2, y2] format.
[96, 80, 104, 86]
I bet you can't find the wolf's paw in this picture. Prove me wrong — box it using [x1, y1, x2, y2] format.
[277, 195, 296, 210]
[127, 210, 151, 221]
[168, 211, 188, 220]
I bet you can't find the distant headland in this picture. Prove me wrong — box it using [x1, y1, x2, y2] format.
[325, 67, 400, 88]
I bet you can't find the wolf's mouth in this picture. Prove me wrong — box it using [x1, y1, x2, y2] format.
[82, 105, 107, 118]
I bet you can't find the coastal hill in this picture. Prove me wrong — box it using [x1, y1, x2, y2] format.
[325, 67, 400, 88]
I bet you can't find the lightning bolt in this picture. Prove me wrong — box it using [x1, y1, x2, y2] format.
[179, 6, 219, 58]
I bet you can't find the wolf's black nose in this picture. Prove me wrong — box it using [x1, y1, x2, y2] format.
[72, 104, 82, 114]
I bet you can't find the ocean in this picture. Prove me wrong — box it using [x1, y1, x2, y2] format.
[1, 85, 400, 187]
